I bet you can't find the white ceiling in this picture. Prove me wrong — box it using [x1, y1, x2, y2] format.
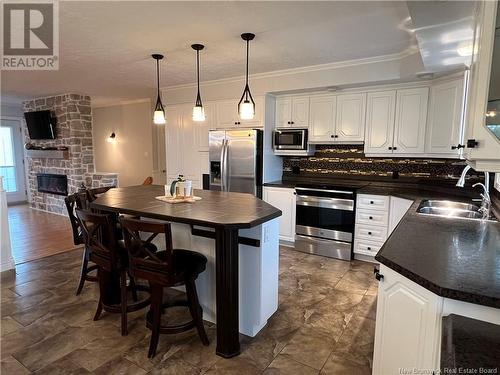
[407, 1, 476, 73]
[1, 1, 417, 106]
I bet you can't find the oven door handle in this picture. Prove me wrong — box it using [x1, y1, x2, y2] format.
[295, 187, 354, 195]
[296, 196, 354, 211]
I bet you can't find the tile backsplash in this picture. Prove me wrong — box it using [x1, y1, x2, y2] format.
[283, 145, 470, 180]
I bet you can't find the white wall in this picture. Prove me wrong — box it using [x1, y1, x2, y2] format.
[92, 100, 154, 187]
[1, 102, 23, 118]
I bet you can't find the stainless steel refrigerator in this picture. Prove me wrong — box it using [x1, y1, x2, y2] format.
[209, 129, 263, 197]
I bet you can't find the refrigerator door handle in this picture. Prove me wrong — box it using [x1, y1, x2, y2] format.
[220, 139, 226, 192]
[223, 139, 229, 192]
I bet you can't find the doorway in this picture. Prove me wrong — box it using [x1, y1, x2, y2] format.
[1, 118, 27, 204]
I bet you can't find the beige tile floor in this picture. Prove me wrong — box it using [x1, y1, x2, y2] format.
[0, 246, 377, 374]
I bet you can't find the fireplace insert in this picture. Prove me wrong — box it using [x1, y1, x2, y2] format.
[37, 173, 68, 196]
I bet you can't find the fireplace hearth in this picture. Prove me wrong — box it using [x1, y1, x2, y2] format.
[37, 173, 68, 196]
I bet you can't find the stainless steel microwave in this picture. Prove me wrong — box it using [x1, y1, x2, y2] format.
[273, 129, 314, 156]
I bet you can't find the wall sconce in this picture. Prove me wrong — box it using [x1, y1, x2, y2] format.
[107, 132, 116, 143]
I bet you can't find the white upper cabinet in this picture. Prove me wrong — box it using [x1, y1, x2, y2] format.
[275, 97, 291, 128]
[426, 79, 465, 156]
[364, 91, 396, 154]
[216, 100, 240, 128]
[393, 87, 429, 154]
[309, 94, 336, 142]
[275, 96, 310, 128]
[309, 93, 366, 144]
[195, 103, 215, 152]
[291, 96, 310, 127]
[462, 0, 500, 172]
[336, 93, 367, 142]
[216, 96, 264, 128]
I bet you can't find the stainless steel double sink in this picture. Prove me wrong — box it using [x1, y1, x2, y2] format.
[416, 200, 492, 220]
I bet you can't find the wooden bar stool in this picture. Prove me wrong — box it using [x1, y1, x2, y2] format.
[65, 191, 98, 295]
[120, 217, 209, 358]
[76, 209, 150, 336]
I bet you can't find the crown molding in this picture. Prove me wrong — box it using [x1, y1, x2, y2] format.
[162, 49, 419, 92]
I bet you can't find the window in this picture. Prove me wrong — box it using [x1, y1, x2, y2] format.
[0, 126, 18, 192]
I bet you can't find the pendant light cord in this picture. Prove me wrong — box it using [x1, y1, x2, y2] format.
[245, 39, 250, 100]
[197, 50, 200, 94]
[156, 59, 160, 99]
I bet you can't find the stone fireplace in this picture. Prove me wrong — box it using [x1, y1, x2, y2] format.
[23, 94, 118, 214]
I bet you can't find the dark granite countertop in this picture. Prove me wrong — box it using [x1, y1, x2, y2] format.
[441, 314, 500, 372]
[91, 185, 282, 229]
[264, 177, 500, 309]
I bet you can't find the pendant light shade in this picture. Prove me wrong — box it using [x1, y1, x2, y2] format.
[191, 44, 206, 122]
[238, 33, 255, 120]
[152, 54, 166, 125]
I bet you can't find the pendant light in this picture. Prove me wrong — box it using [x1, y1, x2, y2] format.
[152, 54, 166, 125]
[238, 33, 255, 120]
[191, 44, 205, 122]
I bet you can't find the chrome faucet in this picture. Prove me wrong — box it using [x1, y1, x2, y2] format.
[456, 165, 491, 219]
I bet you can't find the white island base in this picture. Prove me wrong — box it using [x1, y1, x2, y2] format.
[164, 218, 280, 337]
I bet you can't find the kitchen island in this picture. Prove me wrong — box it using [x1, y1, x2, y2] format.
[91, 185, 282, 358]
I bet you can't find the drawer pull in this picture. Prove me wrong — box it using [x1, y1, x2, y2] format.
[367, 246, 371, 250]
[368, 231, 372, 235]
[370, 201, 374, 204]
[369, 216, 373, 220]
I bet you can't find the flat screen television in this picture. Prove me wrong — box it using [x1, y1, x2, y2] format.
[24, 110, 56, 139]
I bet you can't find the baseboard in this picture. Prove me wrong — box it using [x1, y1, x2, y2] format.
[29, 206, 68, 217]
[0, 258, 15, 272]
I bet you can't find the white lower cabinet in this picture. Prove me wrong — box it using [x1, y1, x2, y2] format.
[354, 194, 389, 257]
[354, 195, 412, 258]
[262, 186, 296, 243]
[373, 264, 442, 375]
[388, 197, 413, 234]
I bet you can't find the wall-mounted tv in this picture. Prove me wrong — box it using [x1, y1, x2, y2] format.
[24, 110, 56, 139]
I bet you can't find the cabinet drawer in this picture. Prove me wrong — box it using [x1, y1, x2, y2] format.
[356, 208, 389, 226]
[355, 224, 387, 242]
[357, 194, 389, 211]
[354, 239, 384, 255]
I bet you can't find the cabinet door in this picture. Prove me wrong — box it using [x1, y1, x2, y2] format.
[393, 87, 428, 154]
[165, 106, 184, 177]
[195, 102, 215, 152]
[373, 265, 441, 374]
[336, 93, 367, 142]
[216, 100, 239, 128]
[309, 95, 336, 143]
[263, 187, 296, 242]
[275, 97, 291, 128]
[364, 91, 396, 154]
[426, 79, 465, 155]
[291, 96, 310, 127]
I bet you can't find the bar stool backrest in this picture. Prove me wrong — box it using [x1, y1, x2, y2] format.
[120, 217, 173, 285]
[64, 191, 91, 245]
[76, 209, 119, 272]
[87, 186, 115, 203]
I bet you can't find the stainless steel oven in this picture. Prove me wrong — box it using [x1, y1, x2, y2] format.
[294, 185, 355, 260]
[273, 129, 314, 156]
